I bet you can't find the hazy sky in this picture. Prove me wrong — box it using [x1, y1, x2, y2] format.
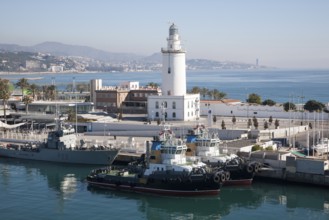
[1, 0, 329, 69]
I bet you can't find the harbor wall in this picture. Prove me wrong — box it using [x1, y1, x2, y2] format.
[255, 154, 329, 186]
[201, 103, 329, 120]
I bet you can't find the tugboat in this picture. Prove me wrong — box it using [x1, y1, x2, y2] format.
[86, 125, 227, 196]
[186, 124, 261, 186]
[0, 117, 119, 165]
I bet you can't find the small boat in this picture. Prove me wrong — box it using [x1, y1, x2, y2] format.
[186, 124, 261, 186]
[0, 117, 119, 165]
[86, 126, 226, 196]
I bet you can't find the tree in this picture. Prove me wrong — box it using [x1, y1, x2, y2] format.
[252, 116, 259, 129]
[28, 83, 40, 100]
[232, 115, 236, 125]
[275, 119, 280, 129]
[15, 78, 30, 99]
[221, 120, 226, 129]
[283, 102, 296, 112]
[190, 86, 201, 94]
[200, 87, 208, 99]
[146, 82, 160, 88]
[262, 99, 276, 106]
[0, 78, 14, 123]
[264, 120, 269, 130]
[22, 95, 33, 114]
[213, 115, 217, 123]
[213, 91, 227, 100]
[304, 100, 325, 112]
[44, 85, 56, 100]
[247, 118, 252, 128]
[247, 93, 261, 104]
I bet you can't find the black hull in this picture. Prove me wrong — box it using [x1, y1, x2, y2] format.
[86, 169, 222, 196]
[87, 180, 220, 196]
[207, 161, 260, 186]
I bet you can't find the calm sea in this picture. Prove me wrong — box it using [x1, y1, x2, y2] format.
[0, 158, 328, 220]
[2, 69, 329, 103]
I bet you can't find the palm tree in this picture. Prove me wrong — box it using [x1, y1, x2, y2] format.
[0, 78, 14, 123]
[146, 82, 159, 88]
[22, 95, 33, 114]
[214, 91, 227, 100]
[190, 86, 201, 94]
[44, 85, 56, 100]
[200, 87, 208, 99]
[28, 83, 40, 100]
[15, 78, 30, 99]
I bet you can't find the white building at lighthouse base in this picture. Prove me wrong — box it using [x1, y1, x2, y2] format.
[147, 94, 200, 121]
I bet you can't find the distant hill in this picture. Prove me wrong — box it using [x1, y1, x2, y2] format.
[0, 42, 268, 70]
[0, 42, 143, 62]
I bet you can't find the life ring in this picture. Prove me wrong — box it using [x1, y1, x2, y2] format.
[247, 164, 254, 173]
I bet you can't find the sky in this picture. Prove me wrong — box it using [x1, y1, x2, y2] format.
[1, 0, 329, 69]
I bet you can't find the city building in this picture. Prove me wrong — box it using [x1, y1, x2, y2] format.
[95, 81, 160, 114]
[147, 24, 200, 121]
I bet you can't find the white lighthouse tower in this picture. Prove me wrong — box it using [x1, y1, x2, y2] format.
[148, 24, 200, 121]
[161, 24, 186, 96]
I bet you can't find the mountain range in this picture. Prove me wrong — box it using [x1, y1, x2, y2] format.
[0, 42, 265, 69]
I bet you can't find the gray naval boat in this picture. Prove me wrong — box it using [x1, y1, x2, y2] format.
[0, 118, 119, 165]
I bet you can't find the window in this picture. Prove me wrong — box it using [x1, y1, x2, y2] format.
[155, 112, 159, 117]
[163, 101, 167, 108]
[172, 101, 176, 109]
[156, 101, 159, 109]
[173, 112, 176, 118]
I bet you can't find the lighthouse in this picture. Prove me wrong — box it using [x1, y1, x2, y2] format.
[161, 24, 186, 96]
[147, 24, 200, 121]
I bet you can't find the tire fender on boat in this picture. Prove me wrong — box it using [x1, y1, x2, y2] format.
[213, 173, 220, 183]
[253, 163, 260, 173]
[225, 172, 230, 181]
[247, 164, 254, 173]
[220, 173, 226, 183]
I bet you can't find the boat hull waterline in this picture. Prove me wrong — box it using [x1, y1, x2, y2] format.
[87, 180, 220, 196]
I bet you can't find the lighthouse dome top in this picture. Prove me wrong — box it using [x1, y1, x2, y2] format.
[169, 23, 179, 35]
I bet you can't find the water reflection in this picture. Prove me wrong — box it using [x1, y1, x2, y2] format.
[87, 184, 262, 219]
[87, 180, 329, 219]
[1, 158, 329, 219]
[0, 158, 95, 199]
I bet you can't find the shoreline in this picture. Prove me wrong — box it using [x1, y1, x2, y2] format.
[0, 71, 100, 76]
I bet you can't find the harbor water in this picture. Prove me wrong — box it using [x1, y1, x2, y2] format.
[1, 69, 329, 219]
[0, 158, 329, 220]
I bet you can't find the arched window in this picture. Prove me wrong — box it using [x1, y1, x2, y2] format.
[155, 101, 159, 109]
[172, 101, 176, 109]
